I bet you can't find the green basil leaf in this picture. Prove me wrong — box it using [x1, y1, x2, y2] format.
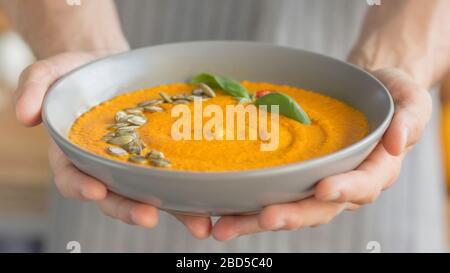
[255, 92, 311, 125]
[190, 73, 220, 89]
[191, 73, 250, 99]
[213, 75, 250, 99]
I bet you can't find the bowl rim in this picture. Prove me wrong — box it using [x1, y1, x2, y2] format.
[42, 40, 394, 180]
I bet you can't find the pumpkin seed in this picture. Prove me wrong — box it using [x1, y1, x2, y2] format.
[101, 131, 116, 141]
[144, 105, 164, 113]
[146, 150, 165, 160]
[171, 94, 188, 100]
[125, 107, 144, 115]
[107, 146, 128, 157]
[159, 92, 173, 103]
[114, 129, 136, 137]
[103, 130, 137, 142]
[122, 140, 142, 155]
[115, 111, 128, 122]
[105, 131, 116, 137]
[101, 135, 114, 142]
[173, 99, 190, 104]
[151, 158, 171, 167]
[199, 83, 216, 98]
[138, 99, 163, 107]
[138, 139, 146, 149]
[192, 89, 204, 96]
[184, 95, 196, 101]
[191, 95, 208, 102]
[107, 135, 135, 146]
[109, 122, 131, 130]
[116, 125, 140, 131]
[129, 155, 147, 164]
[127, 115, 147, 126]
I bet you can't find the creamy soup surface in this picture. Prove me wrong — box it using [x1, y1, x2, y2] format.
[69, 82, 369, 171]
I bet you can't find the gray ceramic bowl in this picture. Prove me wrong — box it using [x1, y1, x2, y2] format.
[42, 41, 393, 216]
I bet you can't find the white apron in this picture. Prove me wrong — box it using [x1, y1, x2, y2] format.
[47, 0, 447, 252]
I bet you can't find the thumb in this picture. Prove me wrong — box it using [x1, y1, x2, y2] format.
[15, 52, 99, 127]
[372, 68, 432, 156]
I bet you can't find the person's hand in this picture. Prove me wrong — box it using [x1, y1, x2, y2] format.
[15, 51, 212, 239]
[211, 68, 432, 241]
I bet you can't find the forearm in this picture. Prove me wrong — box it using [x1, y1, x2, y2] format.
[349, 0, 450, 88]
[0, 0, 129, 58]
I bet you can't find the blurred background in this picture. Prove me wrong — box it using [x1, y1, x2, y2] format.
[0, 9, 49, 252]
[0, 7, 449, 253]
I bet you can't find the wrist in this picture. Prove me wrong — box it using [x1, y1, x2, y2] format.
[28, 32, 130, 59]
[347, 45, 433, 89]
[6, 0, 130, 59]
[347, 0, 450, 89]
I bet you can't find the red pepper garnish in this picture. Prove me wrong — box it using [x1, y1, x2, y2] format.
[255, 90, 275, 98]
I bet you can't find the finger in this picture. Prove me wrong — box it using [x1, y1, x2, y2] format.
[258, 198, 347, 230]
[345, 202, 361, 211]
[15, 52, 98, 126]
[48, 141, 107, 201]
[212, 214, 262, 241]
[97, 192, 159, 228]
[372, 68, 432, 156]
[212, 198, 348, 241]
[315, 144, 403, 204]
[172, 214, 212, 239]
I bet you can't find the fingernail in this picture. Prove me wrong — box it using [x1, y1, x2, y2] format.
[81, 187, 95, 200]
[402, 128, 409, 151]
[272, 218, 286, 231]
[130, 206, 157, 228]
[323, 191, 341, 202]
[130, 212, 148, 227]
[130, 210, 146, 224]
